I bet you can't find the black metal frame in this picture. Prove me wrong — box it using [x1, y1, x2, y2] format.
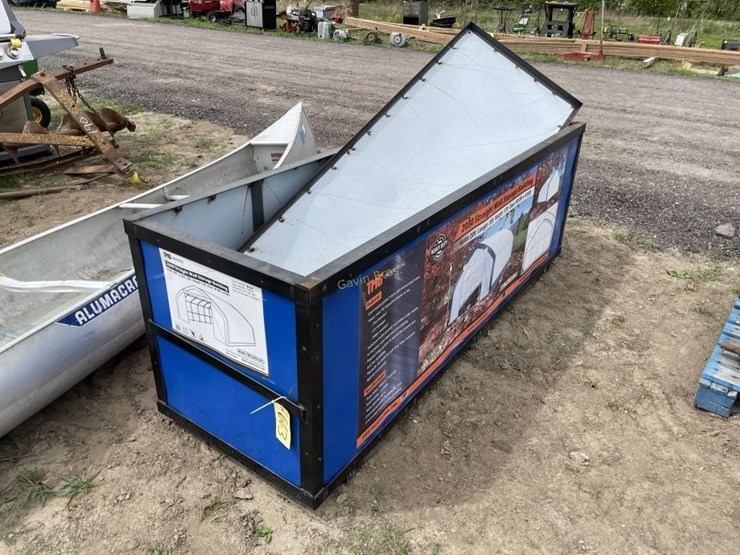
[123, 23, 586, 508]
[125, 122, 585, 508]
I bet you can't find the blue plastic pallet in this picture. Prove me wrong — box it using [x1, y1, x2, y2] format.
[694, 298, 740, 417]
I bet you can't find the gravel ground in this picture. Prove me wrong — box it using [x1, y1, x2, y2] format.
[19, 11, 740, 258]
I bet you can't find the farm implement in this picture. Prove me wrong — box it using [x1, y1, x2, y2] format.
[0, 0, 140, 184]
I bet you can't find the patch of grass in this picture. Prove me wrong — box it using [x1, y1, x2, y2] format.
[666, 269, 692, 280]
[3, 532, 18, 546]
[519, 52, 561, 64]
[148, 543, 173, 555]
[732, 283, 740, 296]
[196, 137, 216, 150]
[692, 302, 716, 315]
[1, 468, 99, 514]
[613, 231, 628, 244]
[83, 97, 143, 116]
[611, 231, 659, 251]
[1, 469, 56, 510]
[155, 15, 234, 31]
[0, 173, 37, 192]
[666, 266, 721, 282]
[634, 232, 658, 252]
[693, 267, 722, 281]
[708, 250, 728, 262]
[567, 217, 583, 227]
[255, 524, 274, 544]
[201, 496, 232, 522]
[607, 399, 622, 411]
[134, 152, 179, 171]
[56, 472, 98, 504]
[345, 521, 412, 555]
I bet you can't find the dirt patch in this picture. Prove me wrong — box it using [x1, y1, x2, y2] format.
[1, 210, 739, 553]
[0, 110, 245, 248]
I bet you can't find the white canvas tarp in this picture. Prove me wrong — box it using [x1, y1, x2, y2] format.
[245, 26, 579, 276]
[449, 228, 514, 322]
[523, 204, 558, 271]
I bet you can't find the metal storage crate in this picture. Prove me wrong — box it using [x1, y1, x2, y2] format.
[125, 24, 584, 508]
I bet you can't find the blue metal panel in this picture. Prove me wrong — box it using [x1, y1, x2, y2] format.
[550, 137, 581, 257]
[141, 241, 171, 328]
[139, 241, 299, 400]
[322, 283, 361, 481]
[348, 138, 582, 452]
[157, 335, 301, 486]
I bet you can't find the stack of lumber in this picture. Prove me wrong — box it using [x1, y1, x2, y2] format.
[56, 0, 91, 11]
[499, 36, 740, 65]
[343, 17, 740, 66]
[345, 17, 451, 45]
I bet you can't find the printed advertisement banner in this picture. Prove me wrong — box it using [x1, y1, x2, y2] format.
[357, 144, 572, 446]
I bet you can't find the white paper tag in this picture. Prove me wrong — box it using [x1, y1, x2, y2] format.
[274, 402, 291, 449]
[160, 249, 269, 375]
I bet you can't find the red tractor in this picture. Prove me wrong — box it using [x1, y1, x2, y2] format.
[188, 0, 243, 22]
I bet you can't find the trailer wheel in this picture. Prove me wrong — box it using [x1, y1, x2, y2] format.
[207, 11, 219, 22]
[30, 97, 51, 128]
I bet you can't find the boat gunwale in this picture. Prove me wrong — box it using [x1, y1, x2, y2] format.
[0, 105, 313, 355]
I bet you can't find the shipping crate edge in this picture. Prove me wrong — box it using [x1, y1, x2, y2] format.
[125, 122, 585, 508]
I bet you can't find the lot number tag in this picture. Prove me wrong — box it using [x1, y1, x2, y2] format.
[274, 403, 291, 449]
